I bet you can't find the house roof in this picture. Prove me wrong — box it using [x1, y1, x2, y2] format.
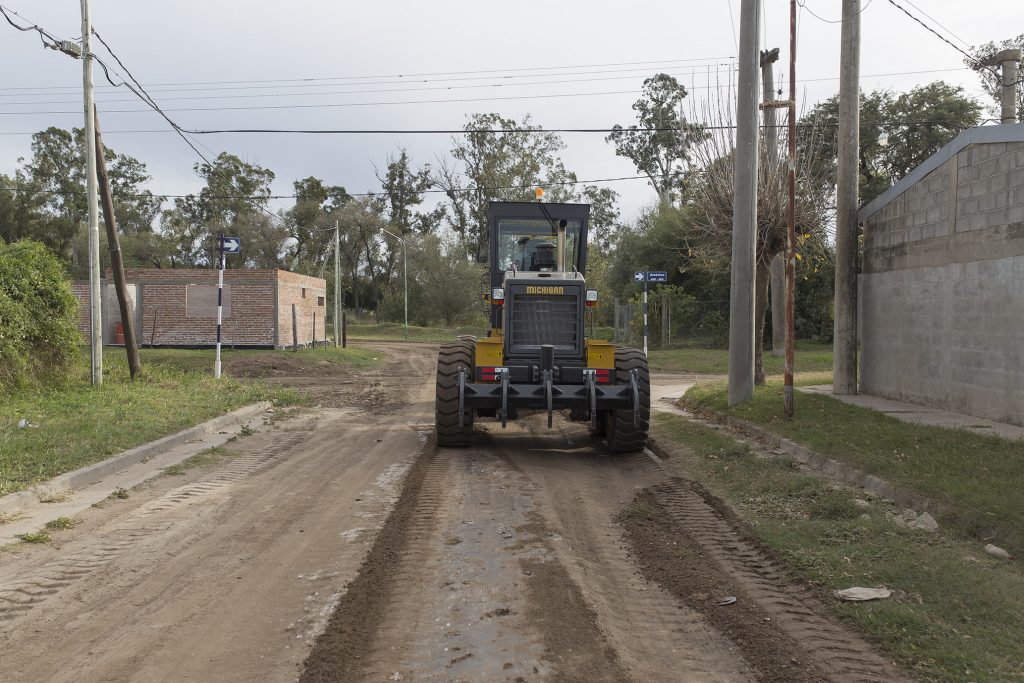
[858, 122, 1024, 223]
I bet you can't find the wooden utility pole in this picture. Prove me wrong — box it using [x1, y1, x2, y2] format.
[81, 0, 102, 385]
[834, 0, 861, 395]
[94, 107, 141, 379]
[761, 48, 786, 358]
[728, 0, 762, 406]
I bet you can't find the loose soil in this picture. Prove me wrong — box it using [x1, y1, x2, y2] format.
[1, 343, 912, 682]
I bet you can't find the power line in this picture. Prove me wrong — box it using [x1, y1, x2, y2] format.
[900, 0, 972, 49]
[0, 56, 738, 94]
[796, 0, 873, 24]
[0, 68, 740, 106]
[0, 62, 737, 97]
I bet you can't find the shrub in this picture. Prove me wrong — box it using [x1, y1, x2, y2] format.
[0, 240, 80, 388]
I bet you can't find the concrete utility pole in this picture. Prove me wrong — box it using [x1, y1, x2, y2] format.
[81, 0, 102, 385]
[993, 49, 1022, 124]
[333, 221, 341, 348]
[728, 0, 762, 406]
[761, 48, 786, 358]
[94, 108, 141, 379]
[381, 228, 408, 340]
[834, 0, 861, 396]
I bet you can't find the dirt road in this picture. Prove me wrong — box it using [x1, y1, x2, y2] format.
[1, 343, 906, 682]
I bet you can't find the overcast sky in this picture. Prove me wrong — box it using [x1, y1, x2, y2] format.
[1, 0, 1019, 222]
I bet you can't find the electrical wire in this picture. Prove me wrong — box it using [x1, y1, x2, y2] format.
[796, 0, 873, 24]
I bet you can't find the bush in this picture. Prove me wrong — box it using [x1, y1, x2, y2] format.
[0, 240, 80, 388]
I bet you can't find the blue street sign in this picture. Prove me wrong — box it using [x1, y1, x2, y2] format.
[220, 236, 241, 254]
[633, 271, 645, 282]
[647, 271, 668, 282]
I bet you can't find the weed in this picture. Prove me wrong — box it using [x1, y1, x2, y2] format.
[108, 487, 129, 500]
[16, 531, 50, 543]
[239, 424, 256, 437]
[44, 516, 75, 530]
[162, 464, 186, 476]
[619, 501, 656, 522]
[38, 491, 70, 504]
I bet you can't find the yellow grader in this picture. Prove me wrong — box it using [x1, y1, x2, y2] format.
[435, 197, 650, 452]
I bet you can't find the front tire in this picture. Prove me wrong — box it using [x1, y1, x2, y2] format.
[435, 340, 475, 447]
[605, 347, 650, 453]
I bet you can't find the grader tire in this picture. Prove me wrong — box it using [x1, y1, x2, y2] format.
[605, 347, 650, 453]
[435, 340, 475, 447]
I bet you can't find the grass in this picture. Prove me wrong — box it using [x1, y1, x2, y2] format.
[683, 378, 1024, 556]
[162, 446, 233, 477]
[0, 353, 299, 498]
[44, 516, 75, 530]
[344, 322, 486, 343]
[139, 345, 382, 373]
[15, 531, 50, 544]
[648, 341, 833, 375]
[653, 412, 1024, 683]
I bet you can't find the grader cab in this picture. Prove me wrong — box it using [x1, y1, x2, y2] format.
[434, 198, 650, 452]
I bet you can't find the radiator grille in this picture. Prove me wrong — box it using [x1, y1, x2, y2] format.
[510, 294, 578, 349]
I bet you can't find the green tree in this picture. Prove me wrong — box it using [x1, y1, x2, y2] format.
[285, 176, 350, 272]
[606, 74, 706, 204]
[434, 113, 577, 263]
[161, 153, 280, 267]
[802, 81, 981, 204]
[376, 149, 439, 236]
[966, 35, 1024, 121]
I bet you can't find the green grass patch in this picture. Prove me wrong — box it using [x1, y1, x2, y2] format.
[139, 345, 381, 374]
[163, 446, 234, 477]
[654, 413, 1024, 683]
[15, 531, 50, 544]
[683, 378, 1024, 556]
[344, 322, 484, 343]
[648, 341, 833, 375]
[108, 487, 130, 500]
[44, 516, 75, 530]
[0, 353, 297, 498]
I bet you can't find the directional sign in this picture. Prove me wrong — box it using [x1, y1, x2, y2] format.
[634, 271, 668, 283]
[220, 236, 241, 254]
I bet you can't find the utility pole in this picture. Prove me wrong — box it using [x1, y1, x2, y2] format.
[381, 227, 408, 340]
[761, 48, 786, 358]
[728, 0, 762, 406]
[81, 0, 102, 385]
[784, 0, 798, 418]
[333, 221, 341, 348]
[642, 269, 649, 357]
[834, 0, 861, 395]
[991, 49, 1023, 124]
[94, 107, 141, 379]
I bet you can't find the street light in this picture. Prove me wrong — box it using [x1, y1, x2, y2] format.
[380, 227, 408, 340]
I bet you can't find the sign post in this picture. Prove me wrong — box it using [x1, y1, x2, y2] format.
[634, 271, 667, 357]
[215, 236, 240, 378]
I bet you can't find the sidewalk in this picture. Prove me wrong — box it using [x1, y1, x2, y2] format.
[799, 384, 1024, 441]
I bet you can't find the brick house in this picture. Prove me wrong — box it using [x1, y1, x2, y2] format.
[858, 123, 1024, 425]
[74, 269, 327, 349]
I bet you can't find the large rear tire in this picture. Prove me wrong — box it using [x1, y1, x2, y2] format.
[435, 340, 475, 447]
[605, 347, 650, 453]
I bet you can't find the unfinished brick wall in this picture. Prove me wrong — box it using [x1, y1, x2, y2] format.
[72, 269, 326, 348]
[276, 269, 327, 349]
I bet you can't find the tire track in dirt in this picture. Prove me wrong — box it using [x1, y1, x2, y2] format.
[625, 471, 911, 683]
[0, 423, 311, 625]
[501, 421, 757, 682]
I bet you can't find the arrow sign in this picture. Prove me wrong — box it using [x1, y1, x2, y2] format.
[633, 271, 646, 282]
[647, 271, 668, 283]
[220, 236, 240, 254]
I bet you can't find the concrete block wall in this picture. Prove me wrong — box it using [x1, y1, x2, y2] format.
[275, 270, 327, 349]
[860, 138, 1024, 425]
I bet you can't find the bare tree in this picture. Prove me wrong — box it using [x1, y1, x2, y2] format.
[688, 84, 834, 383]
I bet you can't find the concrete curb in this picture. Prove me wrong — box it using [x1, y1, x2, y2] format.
[679, 403, 927, 510]
[0, 401, 272, 516]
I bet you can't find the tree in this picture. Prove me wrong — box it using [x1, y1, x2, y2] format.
[606, 74, 706, 205]
[285, 176, 350, 272]
[433, 113, 577, 263]
[411, 234, 485, 326]
[802, 81, 981, 205]
[161, 153, 280, 267]
[375, 149, 439, 236]
[966, 35, 1024, 121]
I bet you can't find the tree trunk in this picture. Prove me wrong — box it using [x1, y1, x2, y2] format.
[754, 253, 773, 385]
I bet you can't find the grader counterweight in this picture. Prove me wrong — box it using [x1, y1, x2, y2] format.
[435, 199, 650, 452]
